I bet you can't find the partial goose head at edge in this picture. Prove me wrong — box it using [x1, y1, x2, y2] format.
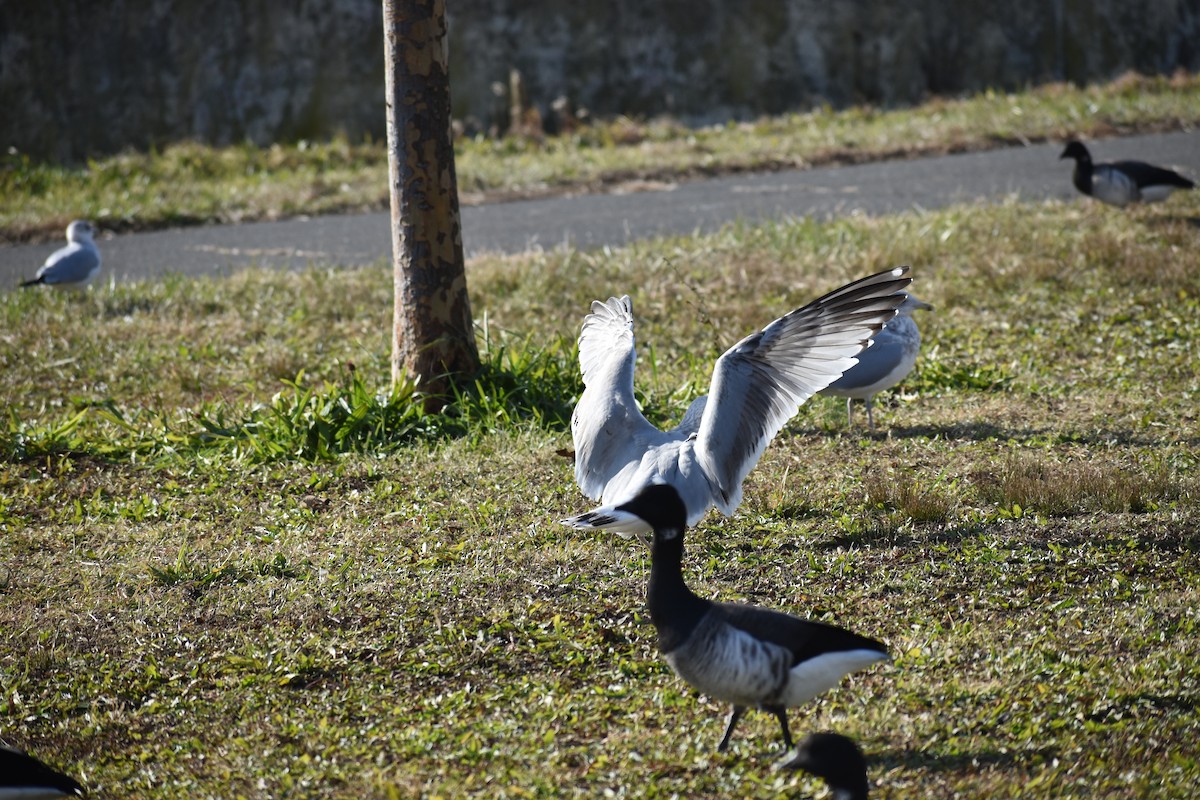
[780, 731, 870, 800]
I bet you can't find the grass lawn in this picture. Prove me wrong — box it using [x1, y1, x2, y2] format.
[2, 182, 1198, 797]
[2, 71, 1199, 244]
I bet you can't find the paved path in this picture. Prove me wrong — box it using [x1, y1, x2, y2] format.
[1, 131, 1196, 288]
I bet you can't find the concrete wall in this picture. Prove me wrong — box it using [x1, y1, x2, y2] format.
[2, 0, 1196, 162]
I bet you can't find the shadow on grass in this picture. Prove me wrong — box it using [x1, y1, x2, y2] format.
[1044, 524, 1200, 554]
[805, 422, 1189, 448]
[1142, 213, 1200, 230]
[812, 522, 990, 551]
[870, 744, 1059, 773]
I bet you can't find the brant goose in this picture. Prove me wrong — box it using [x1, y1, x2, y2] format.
[563, 267, 912, 537]
[0, 744, 86, 797]
[1060, 140, 1194, 207]
[820, 293, 932, 430]
[586, 483, 890, 752]
[781, 732, 870, 800]
[20, 221, 102, 289]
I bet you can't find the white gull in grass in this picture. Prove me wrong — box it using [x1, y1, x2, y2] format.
[20, 220, 102, 289]
[561, 266, 912, 537]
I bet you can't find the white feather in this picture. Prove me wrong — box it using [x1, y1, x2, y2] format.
[778, 649, 891, 706]
[565, 268, 912, 534]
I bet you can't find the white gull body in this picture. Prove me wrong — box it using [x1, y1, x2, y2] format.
[562, 267, 912, 536]
[20, 220, 102, 289]
[820, 293, 932, 429]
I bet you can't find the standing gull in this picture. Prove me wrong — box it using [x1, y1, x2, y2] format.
[582, 484, 889, 753]
[1059, 140, 1194, 207]
[562, 266, 912, 537]
[19, 220, 102, 289]
[820, 292, 932, 430]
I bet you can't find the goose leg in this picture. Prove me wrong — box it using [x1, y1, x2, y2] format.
[766, 704, 793, 749]
[717, 705, 747, 752]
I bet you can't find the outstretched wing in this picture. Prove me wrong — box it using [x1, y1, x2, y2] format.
[577, 296, 634, 388]
[695, 267, 912, 513]
[572, 296, 661, 499]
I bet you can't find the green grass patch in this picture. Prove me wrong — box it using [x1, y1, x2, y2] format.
[2, 188, 1199, 797]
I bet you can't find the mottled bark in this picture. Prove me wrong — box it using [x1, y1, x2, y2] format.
[382, 0, 479, 406]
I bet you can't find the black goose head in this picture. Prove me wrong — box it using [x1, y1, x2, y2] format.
[1060, 140, 1091, 163]
[615, 483, 687, 543]
[785, 732, 869, 798]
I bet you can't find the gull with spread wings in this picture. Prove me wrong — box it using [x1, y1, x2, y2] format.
[561, 266, 912, 537]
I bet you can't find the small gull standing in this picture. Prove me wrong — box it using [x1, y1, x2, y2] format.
[561, 267, 912, 537]
[19, 220, 102, 289]
[820, 292, 932, 430]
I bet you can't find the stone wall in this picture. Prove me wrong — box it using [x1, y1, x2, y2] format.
[2, 0, 1196, 162]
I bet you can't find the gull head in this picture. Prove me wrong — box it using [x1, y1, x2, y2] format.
[897, 293, 933, 316]
[66, 220, 96, 243]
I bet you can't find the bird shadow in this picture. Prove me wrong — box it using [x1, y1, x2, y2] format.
[867, 743, 1060, 773]
[812, 521, 989, 551]
[802, 422, 1180, 449]
[1140, 213, 1200, 230]
[800, 421, 1021, 444]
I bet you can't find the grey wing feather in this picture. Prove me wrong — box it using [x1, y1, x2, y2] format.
[38, 243, 100, 284]
[669, 395, 708, 437]
[824, 318, 917, 392]
[826, 340, 902, 390]
[695, 267, 911, 512]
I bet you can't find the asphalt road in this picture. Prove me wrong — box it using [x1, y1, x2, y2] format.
[1, 131, 1197, 288]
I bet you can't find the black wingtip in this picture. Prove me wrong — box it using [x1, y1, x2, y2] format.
[560, 511, 617, 529]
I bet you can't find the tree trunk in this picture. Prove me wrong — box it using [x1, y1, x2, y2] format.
[381, 0, 479, 407]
